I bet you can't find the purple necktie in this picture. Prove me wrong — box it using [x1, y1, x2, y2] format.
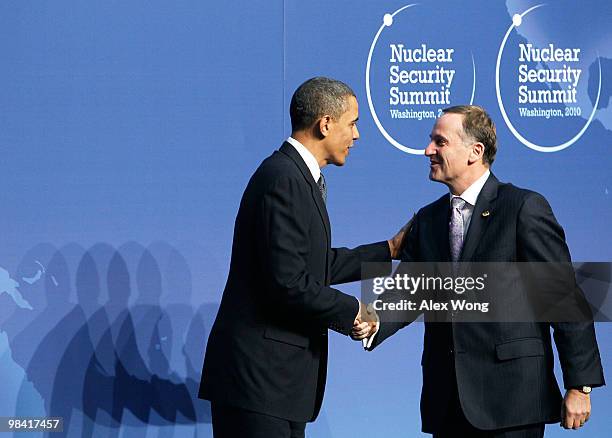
[449, 197, 466, 262]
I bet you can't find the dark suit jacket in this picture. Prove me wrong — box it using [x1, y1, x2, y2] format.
[199, 142, 390, 422]
[369, 174, 605, 432]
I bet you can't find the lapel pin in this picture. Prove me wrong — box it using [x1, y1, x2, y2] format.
[481, 210, 490, 217]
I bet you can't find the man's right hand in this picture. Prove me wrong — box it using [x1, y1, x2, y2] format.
[351, 301, 378, 340]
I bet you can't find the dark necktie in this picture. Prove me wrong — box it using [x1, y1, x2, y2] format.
[317, 173, 327, 204]
[449, 197, 466, 262]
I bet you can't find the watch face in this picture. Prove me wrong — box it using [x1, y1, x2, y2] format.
[582, 386, 592, 394]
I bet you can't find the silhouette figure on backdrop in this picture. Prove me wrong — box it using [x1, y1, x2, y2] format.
[80, 244, 125, 437]
[0, 244, 57, 423]
[150, 242, 194, 383]
[148, 242, 199, 426]
[41, 247, 92, 437]
[112, 245, 157, 431]
[81, 243, 119, 342]
[82, 250, 134, 438]
[3, 244, 57, 368]
[50, 249, 102, 438]
[14, 252, 76, 421]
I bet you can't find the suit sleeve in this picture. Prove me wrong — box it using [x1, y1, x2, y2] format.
[329, 242, 391, 285]
[258, 175, 358, 335]
[518, 192, 605, 389]
[366, 211, 423, 350]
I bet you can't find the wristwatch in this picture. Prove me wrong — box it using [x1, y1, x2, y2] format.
[576, 386, 592, 394]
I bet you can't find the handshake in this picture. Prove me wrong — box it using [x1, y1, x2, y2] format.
[351, 301, 378, 341]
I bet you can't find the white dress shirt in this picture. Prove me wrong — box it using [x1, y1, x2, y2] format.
[286, 137, 320, 183]
[450, 169, 491, 240]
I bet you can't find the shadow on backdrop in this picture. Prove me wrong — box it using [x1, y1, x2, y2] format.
[0, 242, 216, 437]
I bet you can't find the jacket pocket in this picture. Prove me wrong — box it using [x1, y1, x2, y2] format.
[495, 338, 544, 361]
[263, 325, 309, 349]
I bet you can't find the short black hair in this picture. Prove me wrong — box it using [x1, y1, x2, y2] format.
[290, 77, 356, 132]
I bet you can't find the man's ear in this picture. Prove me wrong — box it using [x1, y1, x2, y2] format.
[469, 142, 485, 164]
[318, 115, 332, 138]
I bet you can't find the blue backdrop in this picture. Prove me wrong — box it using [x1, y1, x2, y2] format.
[0, 1, 610, 436]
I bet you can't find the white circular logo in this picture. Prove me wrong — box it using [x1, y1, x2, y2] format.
[365, 4, 476, 155]
[495, 4, 602, 152]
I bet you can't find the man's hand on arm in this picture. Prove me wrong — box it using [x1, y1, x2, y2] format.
[561, 389, 591, 430]
[387, 214, 416, 260]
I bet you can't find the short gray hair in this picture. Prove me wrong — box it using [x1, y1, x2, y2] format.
[442, 105, 497, 165]
[290, 77, 356, 132]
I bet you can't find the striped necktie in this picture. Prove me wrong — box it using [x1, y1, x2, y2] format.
[449, 196, 466, 262]
[317, 173, 327, 204]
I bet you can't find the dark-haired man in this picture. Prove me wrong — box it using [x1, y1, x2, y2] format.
[357, 105, 605, 437]
[199, 77, 404, 438]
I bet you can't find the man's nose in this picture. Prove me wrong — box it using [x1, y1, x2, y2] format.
[424, 142, 436, 156]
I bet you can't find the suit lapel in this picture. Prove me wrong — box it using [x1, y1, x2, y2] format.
[459, 174, 499, 262]
[278, 142, 331, 246]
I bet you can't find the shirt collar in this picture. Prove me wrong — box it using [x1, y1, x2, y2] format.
[450, 169, 491, 206]
[286, 137, 321, 183]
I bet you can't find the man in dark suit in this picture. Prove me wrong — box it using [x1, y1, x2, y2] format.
[356, 106, 605, 437]
[199, 77, 403, 437]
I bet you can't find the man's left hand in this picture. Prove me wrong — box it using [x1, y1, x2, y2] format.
[561, 389, 591, 430]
